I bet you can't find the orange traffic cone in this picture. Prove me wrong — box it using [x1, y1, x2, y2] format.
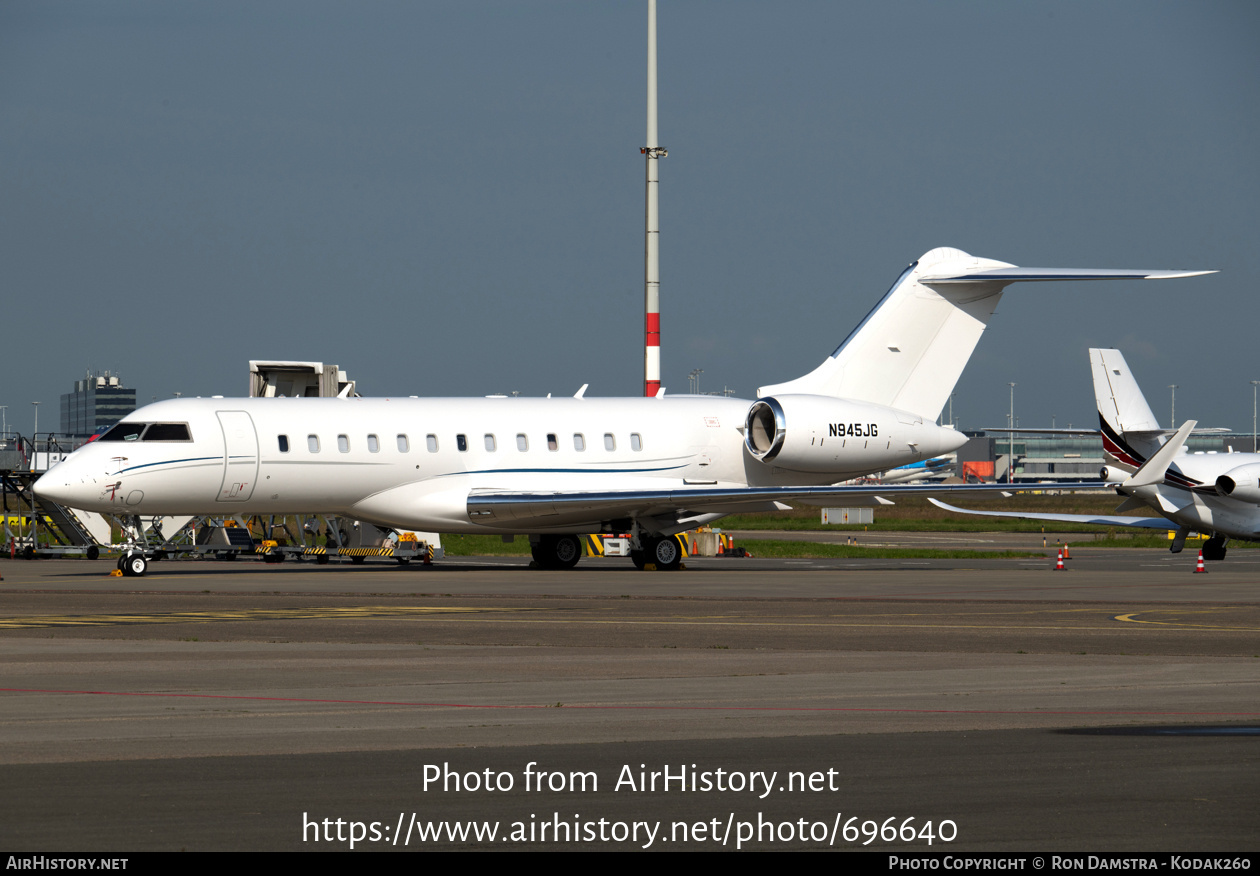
[1194, 550, 1207, 574]
[1062, 544, 1070, 560]
[1054, 550, 1065, 571]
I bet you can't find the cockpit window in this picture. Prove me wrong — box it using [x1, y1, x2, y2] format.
[99, 422, 192, 442]
[99, 423, 146, 442]
[142, 423, 192, 441]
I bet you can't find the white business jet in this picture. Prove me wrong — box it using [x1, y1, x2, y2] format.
[35, 249, 1211, 575]
[933, 347, 1254, 562]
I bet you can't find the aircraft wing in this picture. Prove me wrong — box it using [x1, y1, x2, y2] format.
[926, 498, 1172, 530]
[467, 481, 1109, 530]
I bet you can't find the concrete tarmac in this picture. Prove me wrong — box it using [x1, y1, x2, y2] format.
[1, 551, 1257, 851]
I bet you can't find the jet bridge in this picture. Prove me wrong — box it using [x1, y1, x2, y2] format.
[249, 361, 357, 398]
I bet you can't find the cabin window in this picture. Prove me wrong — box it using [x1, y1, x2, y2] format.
[573, 433, 585, 452]
[142, 423, 191, 441]
[367, 434, 379, 453]
[547, 433, 558, 451]
[426, 434, 438, 452]
[338, 434, 349, 453]
[456, 434, 468, 452]
[308, 435, 320, 453]
[398, 434, 410, 453]
[630, 433, 642, 451]
[484, 434, 497, 452]
[516, 434, 528, 452]
[604, 433, 616, 451]
[278, 435, 290, 453]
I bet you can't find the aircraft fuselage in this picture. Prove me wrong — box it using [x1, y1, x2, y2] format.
[36, 395, 965, 533]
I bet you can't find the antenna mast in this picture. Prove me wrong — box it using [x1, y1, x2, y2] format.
[643, 0, 667, 396]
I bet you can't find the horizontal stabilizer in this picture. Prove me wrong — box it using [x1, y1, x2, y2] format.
[927, 498, 1172, 530]
[1124, 420, 1196, 488]
[921, 268, 1216, 284]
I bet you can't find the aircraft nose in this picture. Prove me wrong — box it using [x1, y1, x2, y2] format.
[33, 468, 93, 507]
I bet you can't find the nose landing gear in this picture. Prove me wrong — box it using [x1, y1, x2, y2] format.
[118, 552, 148, 577]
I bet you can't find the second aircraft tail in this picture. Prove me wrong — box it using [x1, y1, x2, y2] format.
[1090, 347, 1166, 467]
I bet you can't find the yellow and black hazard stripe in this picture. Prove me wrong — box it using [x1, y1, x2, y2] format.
[338, 546, 396, 557]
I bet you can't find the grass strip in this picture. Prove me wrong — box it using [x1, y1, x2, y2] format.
[737, 540, 1045, 560]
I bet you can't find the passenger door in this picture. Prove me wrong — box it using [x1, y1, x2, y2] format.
[216, 411, 259, 502]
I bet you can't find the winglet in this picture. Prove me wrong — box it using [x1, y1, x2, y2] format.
[1123, 419, 1196, 488]
[574, 384, 588, 399]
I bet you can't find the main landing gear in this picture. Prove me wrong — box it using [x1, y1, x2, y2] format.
[1201, 535, 1228, 562]
[527, 531, 683, 571]
[630, 535, 682, 571]
[531, 534, 583, 570]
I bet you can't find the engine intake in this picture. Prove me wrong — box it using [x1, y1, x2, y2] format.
[745, 398, 786, 461]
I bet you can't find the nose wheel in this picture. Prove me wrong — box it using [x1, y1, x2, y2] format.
[118, 552, 148, 577]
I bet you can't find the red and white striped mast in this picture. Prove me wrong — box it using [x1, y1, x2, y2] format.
[642, 0, 667, 397]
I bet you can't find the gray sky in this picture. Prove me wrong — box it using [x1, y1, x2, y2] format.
[2, 1, 1257, 436]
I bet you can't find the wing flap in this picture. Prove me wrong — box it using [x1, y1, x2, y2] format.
[467, 482, 1107, 529]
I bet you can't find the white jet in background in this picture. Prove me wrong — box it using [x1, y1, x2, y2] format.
[933, 347, 1254, 562]
[36, 249, 1212, 575]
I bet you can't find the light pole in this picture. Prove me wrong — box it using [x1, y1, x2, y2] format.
[1168, 385, 1177, 429]
[1252, 381, 1259, 453]
[688, 368, 703, 395]
[0, 406, 7, 436]
[1008, 382, 1016, 484]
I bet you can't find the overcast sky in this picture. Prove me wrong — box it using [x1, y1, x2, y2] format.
[2, 1, 1257, 436]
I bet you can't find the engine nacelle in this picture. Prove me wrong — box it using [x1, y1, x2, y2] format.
[1215, 463, 1260, 504]
[743, 395, 966, 475]
[1099, 465, 1131, 483]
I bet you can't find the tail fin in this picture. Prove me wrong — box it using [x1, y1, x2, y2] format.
[1090, 348, 1164, 466]
[758, 248, 1215, 421]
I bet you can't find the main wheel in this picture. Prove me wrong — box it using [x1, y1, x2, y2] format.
[531, 535, 582, 569]
[1202, 536, 1228, 562]
[645, 535, 682, 571]
[629, 549, 647, 570]
[121, 553, 148, 577]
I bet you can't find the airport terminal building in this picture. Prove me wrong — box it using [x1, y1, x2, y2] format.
[957, 431, 1235, 482]
[59, 372, 136, 437]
